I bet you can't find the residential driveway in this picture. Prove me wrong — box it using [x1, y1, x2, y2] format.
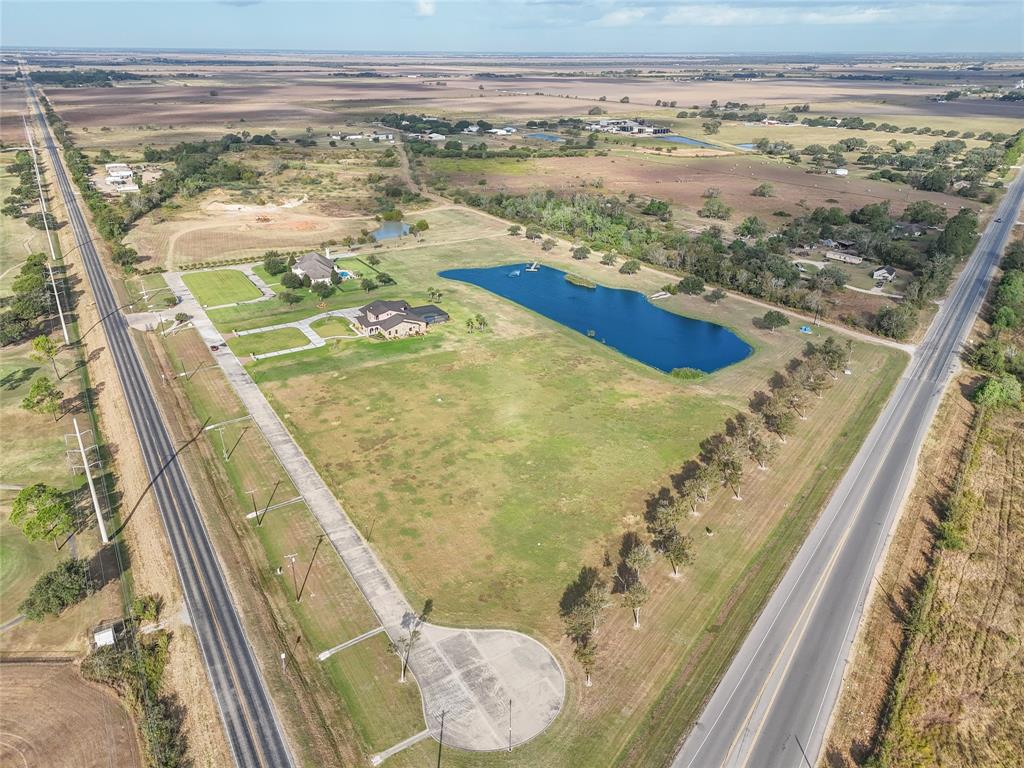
[186, 304, 565, 751]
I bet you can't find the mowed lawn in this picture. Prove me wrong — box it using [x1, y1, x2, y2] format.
[227, 327, 310, 357]
[181, 268, 263, 307]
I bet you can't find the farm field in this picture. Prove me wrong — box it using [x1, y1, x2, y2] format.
[0, 662, 142, 768]
[181, 268, 263, 306]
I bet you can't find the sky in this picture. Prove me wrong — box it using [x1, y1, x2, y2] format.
[2, 0, 1022, 55]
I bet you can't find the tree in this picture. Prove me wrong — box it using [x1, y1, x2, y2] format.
[31, 335, 61, 379]
[263, 252, 287, 275]
[572, 246, 590, 260]
[473, 314, 488, 330]
[280, 271, 302, 289]
[873, 303, 917, 340]
[389, 600, 433, 683]
[678, 275, 704, 295]
[762, 398, 797, 442]
[312, 282, 335, 299]
[21, 376, 63, 421]
[973, 374, 1022, 410]
[619, 259, 640, 274]
[707, 288, 727, 304]
[708, 436, 745, 499]
[656, 527, 694, 577]
[752, 182, 774, 197]
[542, 238, 557, 251]
[747, 426, 778, 469]
[507, 224, 521, 236]
[360, 277, 378, 292]
[26, 212, 57, 230]
[278, 291, 302, 305]
[20, 558, 92, 620]
[574, 640, 597, 687]
[702, 120, 722, 135]
[620, 96, 630, 103]
[693, 464, 719, 503]
[760, 310, 790, 333]
[10, 483, 75, 545]
[737, 216, 766, 237]
[778, 381, 809, 420]
[699, 197, 732, 220]
[414, 219, 429, 233]
[600, 251, 617, 266]
[623, 581, 649, 629]
[816, 336, 847, 379]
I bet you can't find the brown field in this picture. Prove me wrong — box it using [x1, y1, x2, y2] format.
[432, 152, 973, 223]
[0, 663, 142, 768]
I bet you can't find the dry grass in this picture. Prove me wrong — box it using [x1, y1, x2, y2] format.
[878, 407, 1024, 767]
[0, 663, 142, 768]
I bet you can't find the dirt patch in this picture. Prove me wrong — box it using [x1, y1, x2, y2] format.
[0, 662, 142, 768]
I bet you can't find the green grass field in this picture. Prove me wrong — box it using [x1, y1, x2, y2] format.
[0, 171, 49, 298]
[0, 498, 62, 625]
[181, 269, 263, 307]
[226, 327, 310, 357]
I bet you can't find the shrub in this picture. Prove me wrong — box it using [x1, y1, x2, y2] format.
[280, 271, 302, 289]
[619, 259, 640, 274]
[20, 558, 93, 620]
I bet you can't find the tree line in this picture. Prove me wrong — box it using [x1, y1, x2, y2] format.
[560, 335, 852, 685]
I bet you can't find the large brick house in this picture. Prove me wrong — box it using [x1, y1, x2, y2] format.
[354, 300, 449, 339]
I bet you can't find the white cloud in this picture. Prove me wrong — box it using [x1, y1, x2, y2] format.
[660, 2, 967, 26]
[590, 7, 649, 27]
[415, 0, 436, 17]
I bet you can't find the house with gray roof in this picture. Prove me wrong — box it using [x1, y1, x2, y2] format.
[354, 299, 449, 339]
[291, 251, 337, 285]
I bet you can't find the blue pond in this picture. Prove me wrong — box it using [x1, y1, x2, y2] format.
[439, 264, 752, 373]
[371, 221, 411, 241]
[655, 135, 719, 149]
[735, 143, 757, 150]
[525, 132, 564, 142]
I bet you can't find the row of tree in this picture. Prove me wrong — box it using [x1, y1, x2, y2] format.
[0, 252, 56, 346]
[560, 335, 852, 684]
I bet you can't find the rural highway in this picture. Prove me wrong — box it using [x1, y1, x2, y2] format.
[26, 83, 293, 768]
[674, 171, 1024, 768]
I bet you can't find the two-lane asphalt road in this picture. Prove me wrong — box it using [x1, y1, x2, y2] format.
[27, 84, 293, 768]
[675, 171, 1024, 768]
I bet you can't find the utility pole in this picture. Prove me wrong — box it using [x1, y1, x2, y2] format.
[73, 417, 108, 544]
[257, 480, 280, 527]
[284, 553, 299, 602]
[296, 534, 325, 602]
[435, 710, 445, 768]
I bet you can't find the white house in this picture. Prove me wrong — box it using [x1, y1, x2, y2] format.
[834, 168, 849, 177]
[292, 251, 338, 285]
[462, 125, 480, 134]
[426, 133, 447, 141]
[872, 266, 897, 282]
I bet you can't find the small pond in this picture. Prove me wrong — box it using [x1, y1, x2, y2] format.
[439, 264, 752, 373]
[735, 143, 757, 150]
[525, 132, 564, 142]
[655, 135, 719, 149]
[371, 221, 411, 241]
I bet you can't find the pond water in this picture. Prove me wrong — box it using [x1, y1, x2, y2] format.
[525, 132, 564, 142]
[736, 143, 757, 150]
[371, 221, 411, 241]
[655, 135, 719, 149]
[439, 264, 752, 373]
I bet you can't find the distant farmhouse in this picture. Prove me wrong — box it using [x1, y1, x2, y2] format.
[104, 163, 138, 193]
[585, 118, 670, 135]
[291, 251, 338, 285]
[354, 299, 449, 339]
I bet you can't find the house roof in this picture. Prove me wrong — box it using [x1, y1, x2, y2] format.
[874, 265, 897, 275]
[409, 304, 449, 320]
[362, 299, 411, 317]
[295, 251, 335, 280]
[355, 311, 425, 332]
